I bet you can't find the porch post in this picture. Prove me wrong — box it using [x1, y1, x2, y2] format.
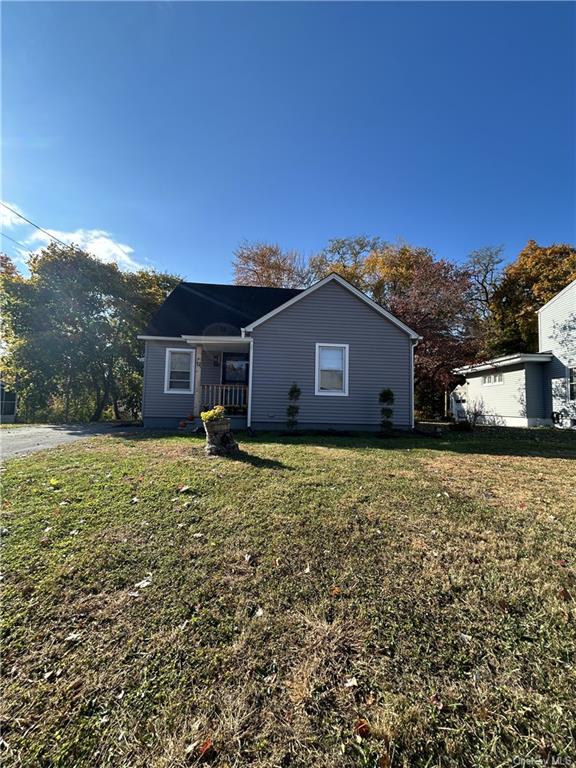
[193, 345, 203, 418]
[247, 338, 253, 428]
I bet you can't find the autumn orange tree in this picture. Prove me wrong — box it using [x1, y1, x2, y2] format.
[489, 240, 576, 354]
[233, 241, 307, 288]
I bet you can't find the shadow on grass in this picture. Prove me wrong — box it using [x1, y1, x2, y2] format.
[229, 450, 291, 470]
[109, 425, 575, 461]
[251, 427, 576, 460]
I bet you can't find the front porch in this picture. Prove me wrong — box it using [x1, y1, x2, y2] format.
[191, 339, 251, 422]
[200, 383, 248, 413]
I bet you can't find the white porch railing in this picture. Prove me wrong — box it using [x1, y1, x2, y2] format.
[201, 384, 248, 410]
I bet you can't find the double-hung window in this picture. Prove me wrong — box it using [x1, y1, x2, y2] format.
[315, 344, 349, 396]
[164, 348, 195, 394]
[569, 367, 576, 402]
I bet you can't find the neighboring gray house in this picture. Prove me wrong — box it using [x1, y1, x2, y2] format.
[453, 279, 576, 427]
[139, 273, 420, 430]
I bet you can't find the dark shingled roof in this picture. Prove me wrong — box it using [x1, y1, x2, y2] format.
[144, 281, 303, 337]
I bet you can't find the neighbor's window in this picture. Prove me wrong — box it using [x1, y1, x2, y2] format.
[570, 368, 576, 401]
[164, 348, 195, 393]
[315, 344, 348, 396]
[482, 372, 502, 385]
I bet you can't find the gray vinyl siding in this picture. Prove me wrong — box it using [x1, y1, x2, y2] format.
[248, 280, 412, 428]
[200, 350, 223, 386]
[538, 281, 575, 415]
[142, 340, 196, 421]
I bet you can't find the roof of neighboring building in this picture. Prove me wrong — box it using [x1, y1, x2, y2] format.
[143, 282, 303, 337]
[454, 353, 553, 375]
[536, 278, 576, 313]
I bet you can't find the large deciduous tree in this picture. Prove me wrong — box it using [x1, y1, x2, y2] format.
[233, 241, 307, 288]
[1, 244, 179, 422]
[488, 240, 576, 354]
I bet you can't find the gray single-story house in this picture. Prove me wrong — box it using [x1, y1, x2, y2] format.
[139, 273, 421, 430]
[452, 278, 575, 427]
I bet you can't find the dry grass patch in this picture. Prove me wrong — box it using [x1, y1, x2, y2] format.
[1, 428, 575, 767]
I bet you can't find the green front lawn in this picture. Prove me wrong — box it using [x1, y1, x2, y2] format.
[2, 429, 575, 767]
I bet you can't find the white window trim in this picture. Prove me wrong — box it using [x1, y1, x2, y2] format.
[164, 347, 196, 394]
[315, 343, 349, 397]
[482, 373, 504, 386]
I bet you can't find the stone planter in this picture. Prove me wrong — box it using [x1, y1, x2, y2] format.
[203, 418, 239, 457]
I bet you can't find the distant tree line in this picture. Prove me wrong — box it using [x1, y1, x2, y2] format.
[233, 238, 576, 416]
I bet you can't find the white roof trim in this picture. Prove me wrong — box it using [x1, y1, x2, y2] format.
[138, 335, 186, 342]
[181, 335, 251, 344]
[242, 273, 421, 338]
[454, 353, 553, 375]
[536, 278, 576, 313]
[138, 335, 251, 343]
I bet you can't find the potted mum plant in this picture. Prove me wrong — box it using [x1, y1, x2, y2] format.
[200, 405, 229, 435]
[200, 405, 238, 456]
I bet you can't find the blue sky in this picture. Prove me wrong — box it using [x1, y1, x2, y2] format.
[2, 1, 574, 281]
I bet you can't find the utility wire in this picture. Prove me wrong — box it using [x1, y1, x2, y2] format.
[0, 201, 132, 265]
[0, 232, 28, 250]
[0, 202, 70, 248]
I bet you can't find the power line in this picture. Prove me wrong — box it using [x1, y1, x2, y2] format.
[0, 232, 28, 250]
[0, 202, 70, 248]
[0, 201, 133, 266]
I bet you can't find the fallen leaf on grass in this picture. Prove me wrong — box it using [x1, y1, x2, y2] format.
[192, 533, 204, 539]
[65, 632, 81, 642]
[344, 676, 358, 688]
[178, 485, 192, 494]
[430, 692, 443, 710]
[130, 497, 139, 504]
[330, 585, 342, 597]
[197, 739, 216, 762]
[354, 719, 370, 738]
[254, 607, 264, 618]
[559, 587, 572, 603]
[134, 578, 152, 589]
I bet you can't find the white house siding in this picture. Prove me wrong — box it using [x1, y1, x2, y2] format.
[458, 363, 549, 427]
[248, 280, 413, 429]
[538, 281, 576, 418]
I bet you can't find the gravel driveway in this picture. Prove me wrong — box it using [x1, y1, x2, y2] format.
[1, 424, 138, 460]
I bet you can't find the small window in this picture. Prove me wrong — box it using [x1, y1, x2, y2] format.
[570, 368, 576, 402]
[315, 344, 348, 396]
[164, 348, 195, 393]
[483, 371, 503, 385]
[222, 352, 249, 384]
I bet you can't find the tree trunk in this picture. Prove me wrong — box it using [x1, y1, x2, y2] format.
[90, 367, 112, 422]
[112, 382, 121, 420]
